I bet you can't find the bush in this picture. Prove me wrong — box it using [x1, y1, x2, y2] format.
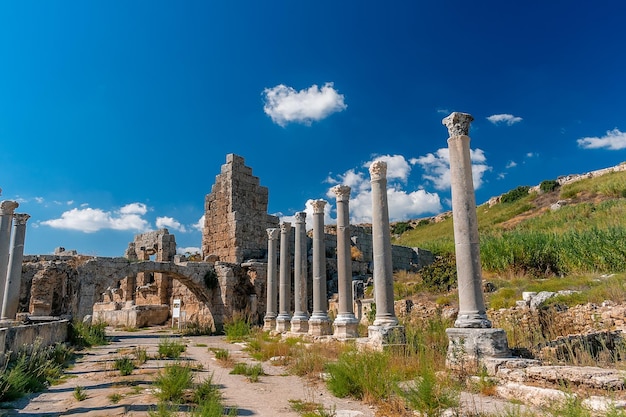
[419, 254, 457, 292]
[204, 269, 219, 290]
[224, 317, 251, 342]
[500, 186, 531, 203]
[69, 321, 108, 348]
[158, 337, 186, 359]
[391, 222, 413, 235]
[154, 362, 193, 402]
[114, 356, 136, 376]
[540, 179, 559, 193]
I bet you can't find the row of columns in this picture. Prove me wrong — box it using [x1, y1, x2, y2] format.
[0, 200, 30, 321]
[263, 161, 399, 339]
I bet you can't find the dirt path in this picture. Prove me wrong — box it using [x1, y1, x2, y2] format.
[5, 328, 524, 417]
[5, 328, 375, 417]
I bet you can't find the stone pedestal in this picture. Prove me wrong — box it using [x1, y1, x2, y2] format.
[332, 185, 359, 339]
[291, 212, 309, 333]
[275, 222, 292, 332]
[445, 328, 510, 371]
[309, 199, 332, 336]
[263, 228, 279, 331]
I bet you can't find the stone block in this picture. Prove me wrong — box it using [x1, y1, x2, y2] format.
[446, 327, 510, 372]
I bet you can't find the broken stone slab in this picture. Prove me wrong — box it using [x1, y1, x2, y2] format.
[496, 381, 570, 408]
[524, 365, 626, 390]
[445, 328, 510, 372]
[582, 396, 626, 413]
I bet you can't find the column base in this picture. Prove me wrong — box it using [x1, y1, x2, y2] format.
[333, 314, 359, 339]
[454, 311, 492, 328]
[290, 314, 309, 333]
[357, 325, 405, 351]
[446, 327, 510, 372]
[276, 314, 292, 332]
[263, 317, 276, 331]
[308, 315, 332, 336]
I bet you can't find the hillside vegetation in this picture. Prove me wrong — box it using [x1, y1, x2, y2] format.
[394, 169, 626, 278]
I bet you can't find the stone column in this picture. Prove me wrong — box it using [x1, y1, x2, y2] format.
[308, 199, 332, 336]
[369, 161, 398, 327]
[443, 112, 509, 370]
[0, 201, 18, 316]
[275, 221, 292, 332]
[332, 185, 359, 338]
[291, 211, 309, 333]
[2, 213, 29, 320]
[263, 228, 279, 331]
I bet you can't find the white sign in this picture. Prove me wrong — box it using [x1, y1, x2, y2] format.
[172, 299, 181, 319]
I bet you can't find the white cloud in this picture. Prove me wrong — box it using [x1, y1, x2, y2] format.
[487, 114, 523, 126]
[437, 108, 450, 115]
[577, 128, 626, 150]
[412, 148, 491, 190]
[35, 197, 44, 204]
[156, 216, 187, 233]
[363, 154, 412, 183]
[526, 152, 537, 158]
[41, 203, 150, 233]
[193, 215, 205, 232]
[177, 246, 201, 255]
[263, 82, 347, 127]
[506, 161, 517, 169]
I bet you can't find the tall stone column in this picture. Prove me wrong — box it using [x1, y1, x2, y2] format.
[369, 161, 398, 327]
[275, 221, 292, 332]
[0, 201, 18, 316]
[2, 213, 29, 320]
[443, 112, 509, 369]
[308, 199, 332, 336]
[263, 228, 280, 331]
[291, 211, 309, 333]
[332, 185, 359, 338]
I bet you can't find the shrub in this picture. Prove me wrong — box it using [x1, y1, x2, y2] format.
[500, 186, 531, 203]
[204, 269, 219, 290]
[224, 317, 251, 342]
[540, 179, 559, 193]
[73, 385, 87, 401]
[398, 365, 458, 417]
[158, 337, 186, 359]
[69, 321, 108, 348]
[419, 254, 457, 292]
[133, 346, 148, 365]
[391, 221, 413, 235]
[114, 356, 136, 376]
[154, 362, 194, 402]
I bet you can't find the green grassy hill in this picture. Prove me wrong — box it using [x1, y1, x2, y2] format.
[394, 168, 626, 278]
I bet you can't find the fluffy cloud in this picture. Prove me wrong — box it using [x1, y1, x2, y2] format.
[193, 215, 205, 232]
[506, 161, 517, 169]
[263, 82, 347, 127]
[41, 203, 150, 233]
[412, 148, 491, 190]
[577, 128, 626, 150]
[156, 216, 187, 233]
[487, 114, 523, 126]
[177, 246, 201, 255]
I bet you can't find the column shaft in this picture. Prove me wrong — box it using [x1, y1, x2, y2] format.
[276, 222, 292, 332]
[444, 112, 491, 328]
[369, 162, 398, 327]
[0, 201, 19, 316]
[309, 200, 331, 335]
[332, 185, 358, 338]
[2, 213, 29, 320]
[291, 212, 309, 332]
[263, 228, 279, 330]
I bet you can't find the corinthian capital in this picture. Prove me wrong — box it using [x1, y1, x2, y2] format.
[442, 112, 474, 137]
[331, 185, 351, 202]
[311, 199, 327, 214]
[294, 211, 306, 224]
[0, 201, 19, 215]
[267, 228, 280, 240]
[280, 221, 291, 233]
[13, 213, 30, 226]
[369, 160, 387, 181]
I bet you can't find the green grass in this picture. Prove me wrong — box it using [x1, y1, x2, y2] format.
[223, 317, 252, 342]
[114, 356, 136, 376]
[73, 385, 87, 401]
[153, 362, 194, 402]
[69, 321, 108, 348]
[229, 362, 265, 382]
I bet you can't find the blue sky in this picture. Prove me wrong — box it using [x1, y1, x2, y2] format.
[2, 2, 626, 256]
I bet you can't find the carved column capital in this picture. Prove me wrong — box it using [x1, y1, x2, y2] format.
[294, 211, 306, 224]
[311, 199, 327, 214]
[267, 228, 280, 240]
[442, 112, 474, 137]
[280, 221, 291, 233]
[13, 213, 30, 226]
[331, 185, 351, 201]
[0, 201, 19, 215]
[369, 160, 387, 181]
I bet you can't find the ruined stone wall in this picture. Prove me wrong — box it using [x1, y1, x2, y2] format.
[202, 154, 279, 263]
